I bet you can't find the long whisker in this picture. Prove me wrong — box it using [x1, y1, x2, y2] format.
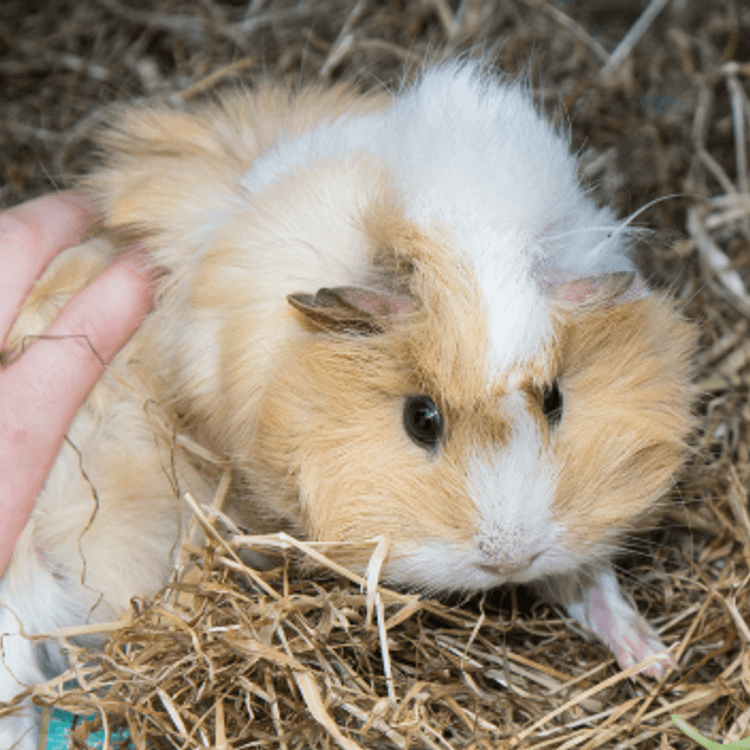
[544, 193, 689, 247]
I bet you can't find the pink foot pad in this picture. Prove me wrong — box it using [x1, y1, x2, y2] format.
[566, 569, 676, 678]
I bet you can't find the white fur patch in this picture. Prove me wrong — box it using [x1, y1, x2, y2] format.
[240, 62, 636, 375]
[0, 554, 78, 750]
[467, 393, 560, 583]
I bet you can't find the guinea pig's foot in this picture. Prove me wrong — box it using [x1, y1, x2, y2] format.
[566, 569, 676, 678]
[604, 622, 676, 679]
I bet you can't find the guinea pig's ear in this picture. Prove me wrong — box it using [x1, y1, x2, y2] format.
[287, 286, 414, 334]
[548, 271, 645, 305]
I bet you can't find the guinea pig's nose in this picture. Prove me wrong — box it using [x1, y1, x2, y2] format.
[476, 547, 543, 578]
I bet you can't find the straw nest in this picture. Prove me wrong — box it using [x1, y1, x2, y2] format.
[2, 1, 750, 748]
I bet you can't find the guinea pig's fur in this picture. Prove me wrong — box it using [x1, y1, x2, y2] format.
[0, 61, 695, 747]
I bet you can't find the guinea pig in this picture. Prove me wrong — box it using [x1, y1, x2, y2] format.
[0, 60, 695, 748]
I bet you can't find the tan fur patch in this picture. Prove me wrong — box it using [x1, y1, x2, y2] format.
[551, 295, 696, 551]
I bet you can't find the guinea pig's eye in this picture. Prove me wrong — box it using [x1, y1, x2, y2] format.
[542, 380, 563, 427]
[403, 396, 443, 450]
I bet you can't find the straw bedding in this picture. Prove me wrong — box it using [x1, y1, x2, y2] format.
[2, 1, 750, 747]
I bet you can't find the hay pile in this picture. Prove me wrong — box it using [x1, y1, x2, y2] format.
[2, 0, 750, 747]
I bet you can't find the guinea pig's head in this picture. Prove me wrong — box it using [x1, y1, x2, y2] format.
[246, 206, 696, 595]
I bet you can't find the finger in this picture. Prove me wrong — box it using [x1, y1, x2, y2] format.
[0, 192, 99, 348]
[0, 253, 154, 508]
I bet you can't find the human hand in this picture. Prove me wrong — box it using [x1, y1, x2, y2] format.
[0, 193, 154, 576]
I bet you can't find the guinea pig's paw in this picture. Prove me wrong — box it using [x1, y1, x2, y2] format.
[567, 569, 676, 678]
[598, 612, 676, 679]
